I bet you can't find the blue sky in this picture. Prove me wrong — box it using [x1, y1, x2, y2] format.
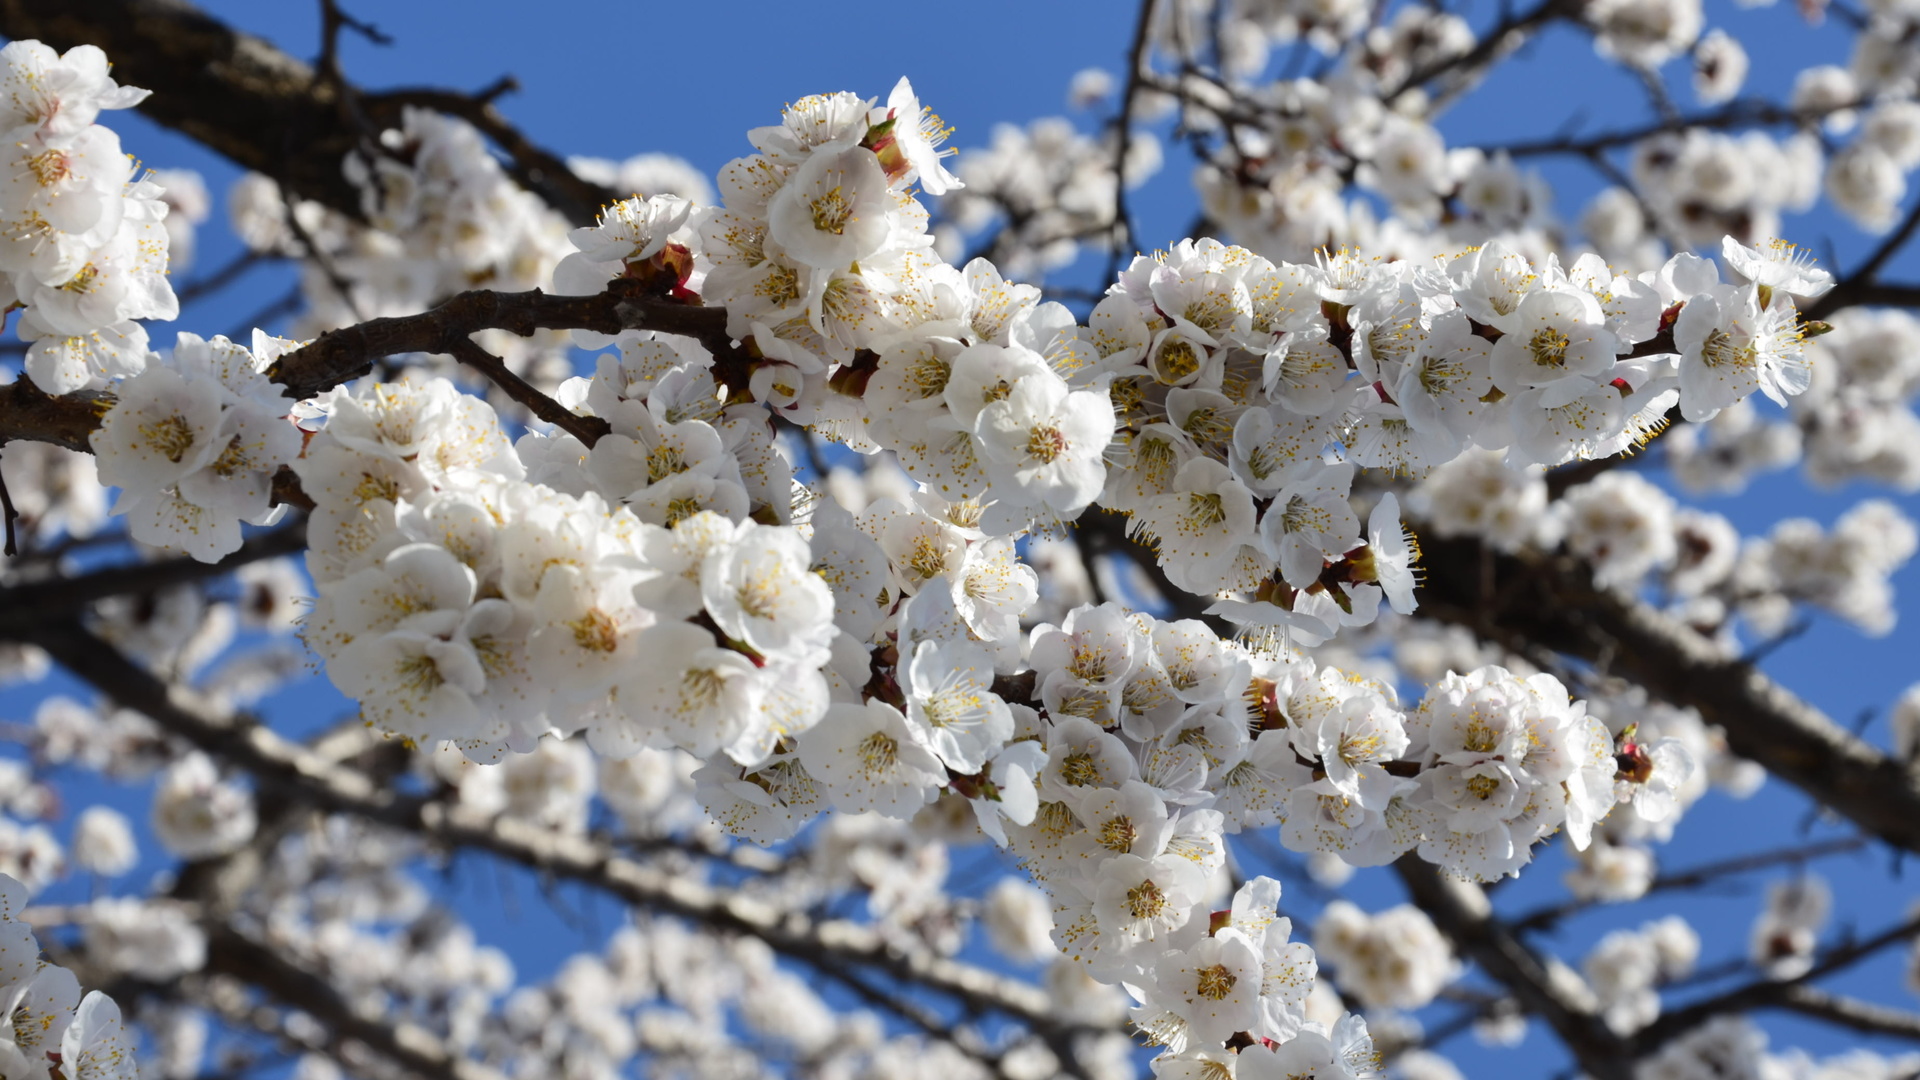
[11, 1, 1920, 1075]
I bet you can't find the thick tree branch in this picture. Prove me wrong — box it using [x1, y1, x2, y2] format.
[0, 0, 617, 228]
[0, 380, 112, 454]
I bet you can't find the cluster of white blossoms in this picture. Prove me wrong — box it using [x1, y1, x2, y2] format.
[86, 331, 300, 559]
[24, 52, 1901, 1077]
[1580, 915, 1700, 1035]
[0, 873, 137, 1080]
[1311, 901, 1459, 1011]
[0, 41, 178, 395]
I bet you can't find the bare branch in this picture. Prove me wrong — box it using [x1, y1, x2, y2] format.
[1490, 99, 1813, 160]
[1806, 193, 1920, 320]
[175, 250, 280, 308]
[444, 336, 610, 446]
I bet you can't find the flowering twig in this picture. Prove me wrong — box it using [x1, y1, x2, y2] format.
[1386, 0, 1575, 103]
[364, 81, 618, 228]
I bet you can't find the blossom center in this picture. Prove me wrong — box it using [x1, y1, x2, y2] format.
[809, 185, 855, 235]
[567, 609, 620, 653]
[60, 264, 100, 294]
[1059, 750, 1100, 786]
[26, 148, 69, 186]
[735, 571, 783, 619]
[396, 654, 445, 695]
[1195, 963, 1238, 1000]
[1699, 327, 1756, 370]
[1528, 326, 1571, 367]
[1126, 878, 1168, 920]
[138, 414, 200, 464]
[1155, 339, 1201, 384]
[664, 496, 703, 527]
[1026, 425, 1068, 463]
[1185, 492, 1227, 531]
[1097, 815, 1138, 853]
[858, 731, 898, 773]
[678, 667, 728, 709]
[907, 353, 950, 398]
[905, 534, 949, 581]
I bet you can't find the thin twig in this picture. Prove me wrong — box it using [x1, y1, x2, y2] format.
[1105, 0, 1159, 285]
[1510, 836, 1871, 933]
[176, 250, 278, 307]
[1808, 192, 1920, 319]
[1633, 910, 1920, 1052]
[444, 337, 610, 446]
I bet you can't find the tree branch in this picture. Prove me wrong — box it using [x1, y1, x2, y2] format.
[0, 0, 615, 228]
[1771, 985, 1920, 1043]
[1104, 0, 1158, 285]
[0, 519, 306, 635]
[1385, 0, 1575, 104]
[203, 923, 511, 1080]
[444, 336, 610, 446]
[0, 281, 736, 454]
